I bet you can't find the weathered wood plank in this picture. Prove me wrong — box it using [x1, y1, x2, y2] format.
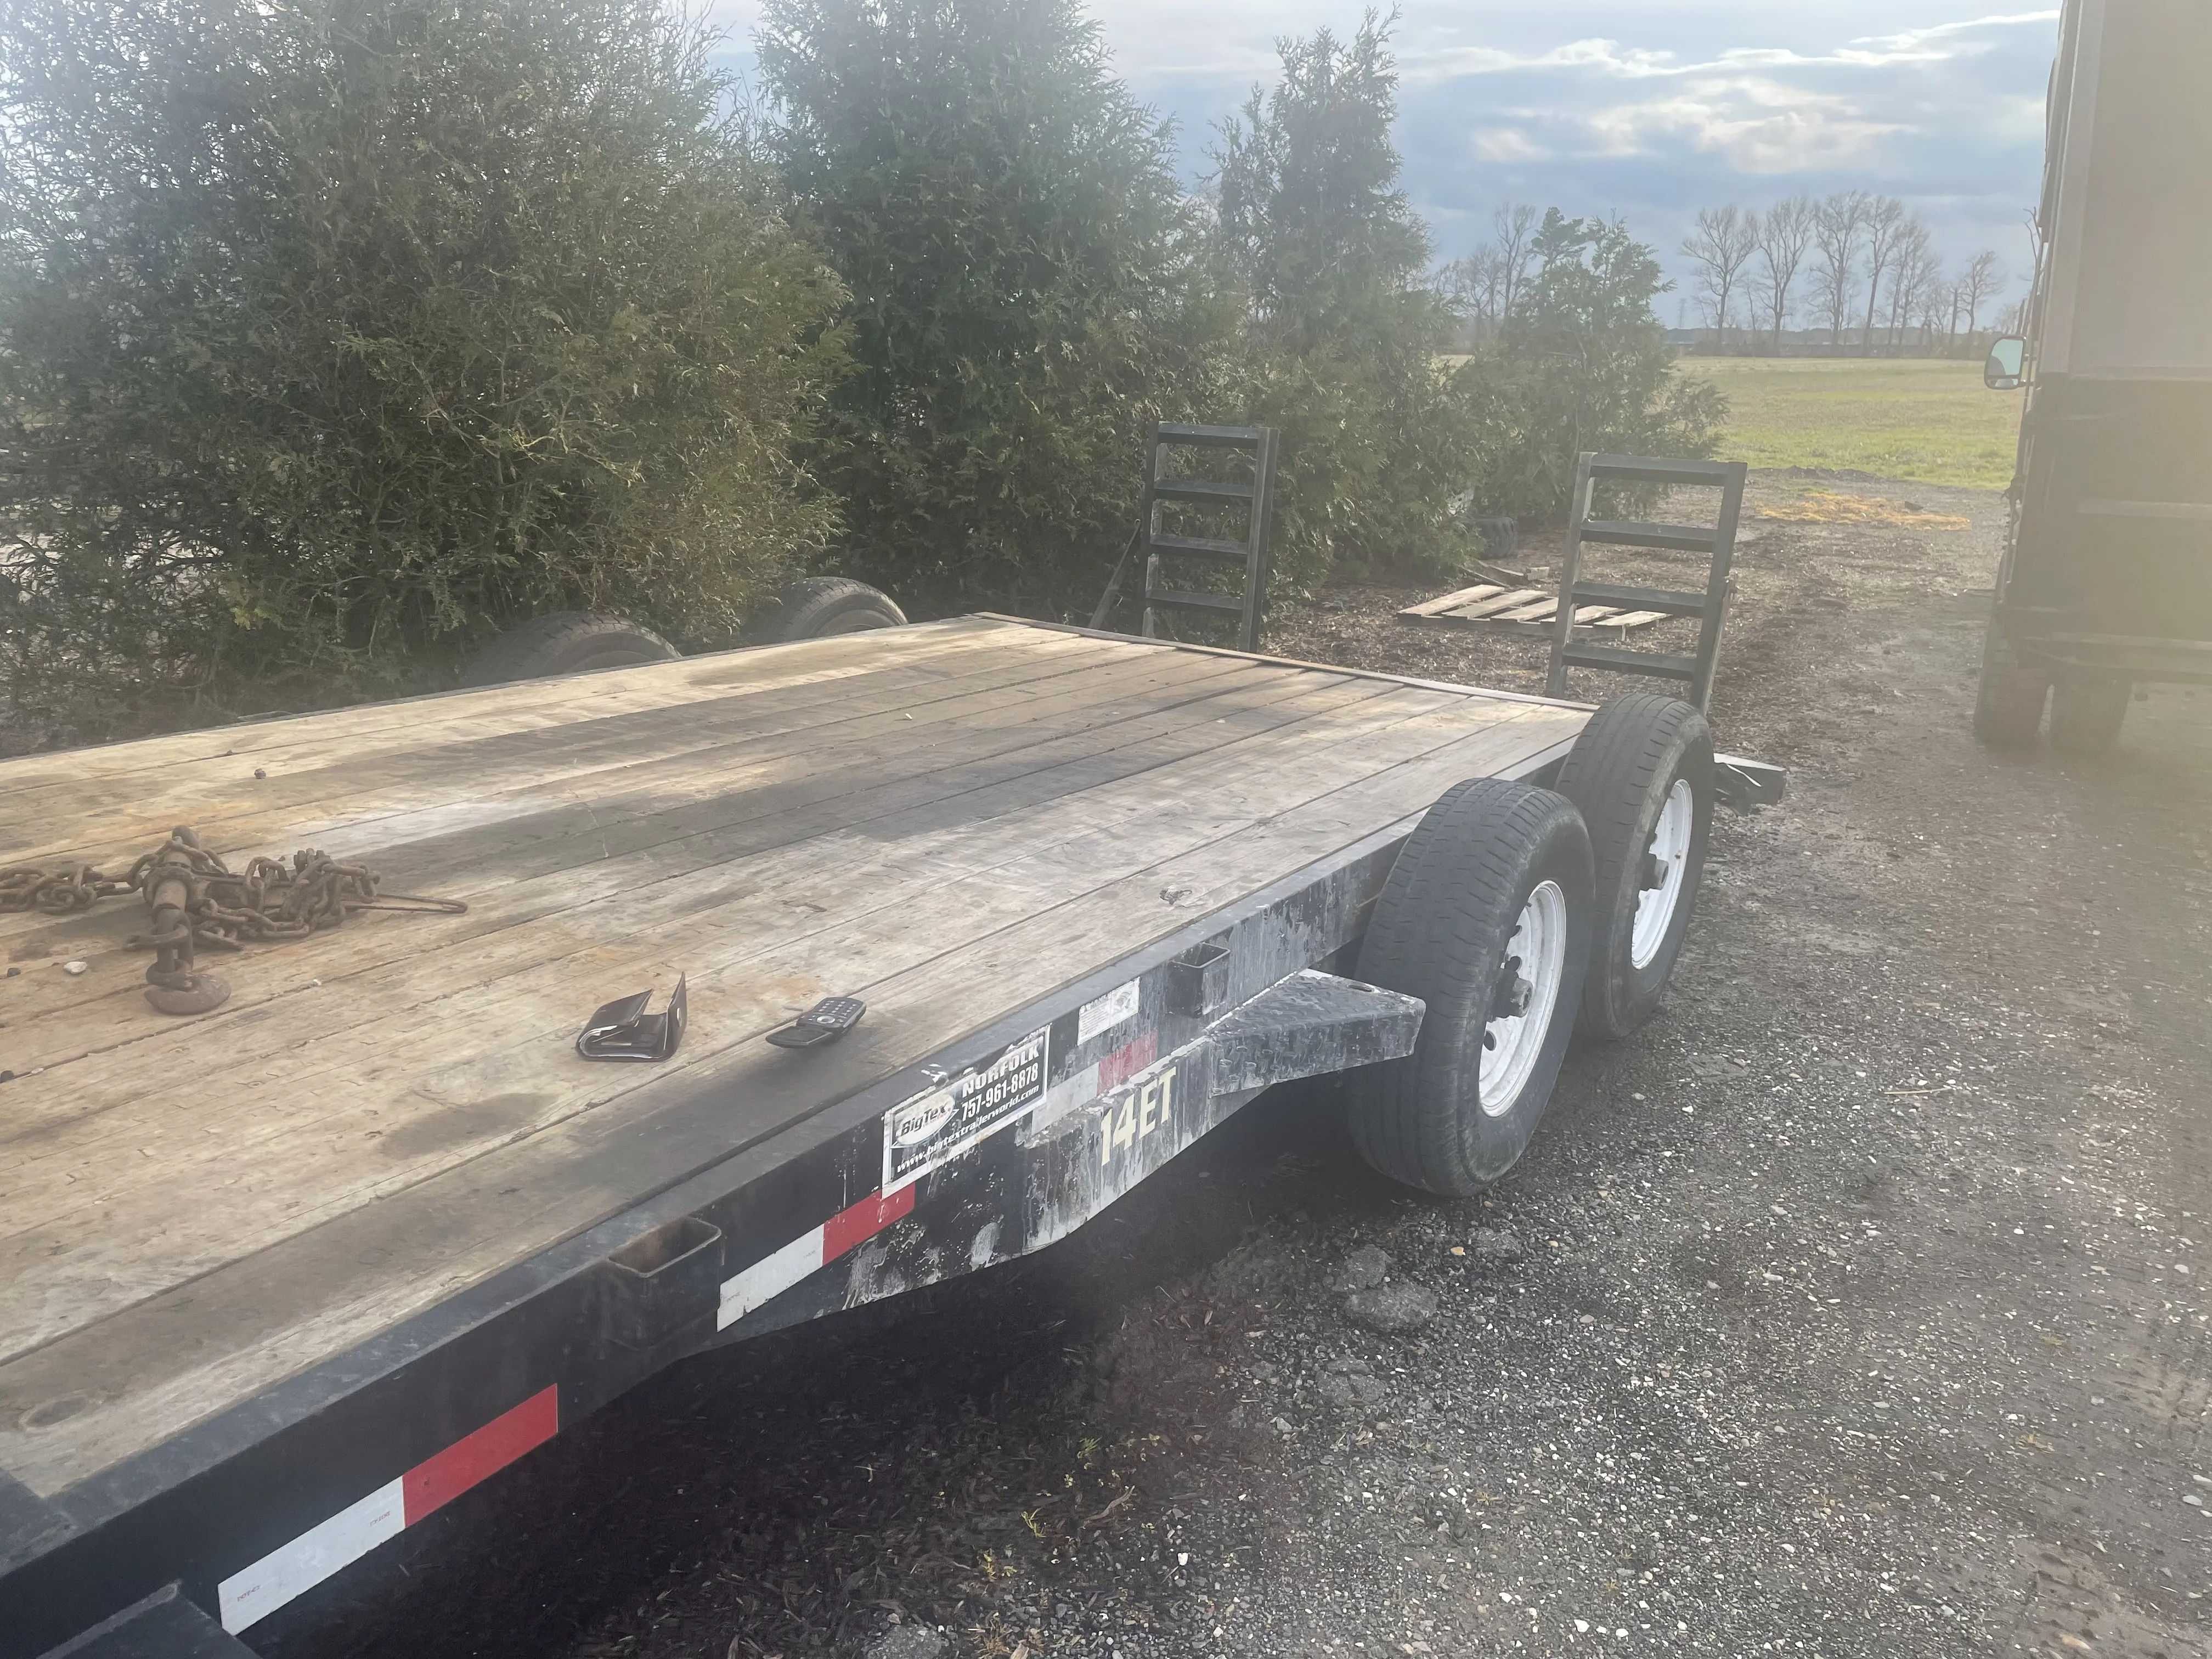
[1446, 587, 1547, 620]
[0, 618, 1017, 797]
[0, 639, 1218, 947]
[0, 698, 1581, 1493]
[0, 674, 1416, 1218]
[0, 684, 1543, 1366]
[0, 631, 1126, 866]
[1395, 582, 1507, 618]
[0, 654, 1323, 1071]
[1496, 596, 1562, 623]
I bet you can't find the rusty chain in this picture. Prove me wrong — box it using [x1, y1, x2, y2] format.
[2, 826, 466, 1013]
[0, 862, 141, 915]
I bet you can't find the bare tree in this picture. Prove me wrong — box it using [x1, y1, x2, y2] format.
[1491, 202, 1539, 317]
[1910, 238, 1943, 349]
[1439, 247, 1502, 342]
[1955, 249, 2007, 341]
[1439, 203, 1539, 347]
[1900, 247, 1951, 352]
[1812, 190, 1869, 346]
[1920, 272, 1956, 351]
[1859, 195, 1909, 349]
[1882, 218, 1935, 349]
[1753, 196, 1815, 354]
[1681, 204, 1759, 350]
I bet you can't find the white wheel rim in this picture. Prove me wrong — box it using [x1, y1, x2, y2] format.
[1480, 878, 1568, 1115]
[1631, 778, 1695, 969]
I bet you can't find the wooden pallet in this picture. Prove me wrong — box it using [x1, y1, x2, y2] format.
[1396, 582, 1672, 638]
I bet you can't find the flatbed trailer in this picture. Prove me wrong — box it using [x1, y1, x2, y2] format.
[0, 617, 1775, 1657]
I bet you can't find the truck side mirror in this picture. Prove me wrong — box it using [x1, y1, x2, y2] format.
[1984, 336, 2027, 390]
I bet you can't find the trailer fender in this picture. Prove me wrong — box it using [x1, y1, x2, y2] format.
[708, 969, 1421, 1339]
[1023, 969, 1424, 1255]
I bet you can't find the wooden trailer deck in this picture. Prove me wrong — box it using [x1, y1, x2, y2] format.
[0, 617, 1589, 1504]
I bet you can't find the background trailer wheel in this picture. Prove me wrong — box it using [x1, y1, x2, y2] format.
[1972, 606, 2050, 747]
[459, 611, 679, 687]
[1346, 779, 1594, 1197]
[1555, 692, 1715, 1040]
[755, 577, 907, 641]
[2049, 675, 2131, 754]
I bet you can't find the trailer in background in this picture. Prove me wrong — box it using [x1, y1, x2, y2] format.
[1976, 0, 2212, 751]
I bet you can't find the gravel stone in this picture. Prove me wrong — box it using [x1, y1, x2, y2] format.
[1331, 1244, 1392, 1294]
[864, 1625, 949, 1659]
[1317, 1370, 1389, 1410]
[1341, 1282, 1439, 1333]
[1467, 1227, 1525, 1264]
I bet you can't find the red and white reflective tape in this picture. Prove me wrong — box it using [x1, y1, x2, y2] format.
[1042, 1029, 1158, 1125]
[217, 1385, 558, 1633]
[710, 1026, 1154, 1331]
[716, 1183, 915, 1329]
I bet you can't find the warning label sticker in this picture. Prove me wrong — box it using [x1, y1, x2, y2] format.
[882, 1026, 1050, 1191]
[1077, 978, 1141, 1046]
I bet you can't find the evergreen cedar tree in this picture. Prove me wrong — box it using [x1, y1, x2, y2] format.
[0, 0, 844, 728]
[0, 0, 1720, 731]
[757, 0, 1223, 618]
[755, 1, 1718, 609]
[1209, 12, 1481, 589]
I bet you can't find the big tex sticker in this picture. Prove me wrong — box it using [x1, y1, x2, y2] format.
[882, 1026, 1049, 1190]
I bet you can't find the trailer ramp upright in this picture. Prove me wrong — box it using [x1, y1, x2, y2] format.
[1543, 453, 1747, 713]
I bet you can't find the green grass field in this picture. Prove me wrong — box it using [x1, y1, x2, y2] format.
[1685, 356, 2022, 489]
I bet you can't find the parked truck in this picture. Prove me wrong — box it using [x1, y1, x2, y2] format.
[1975, 0, 2212, 751]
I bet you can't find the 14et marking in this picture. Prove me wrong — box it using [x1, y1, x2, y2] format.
[1099, 1063, 1181, 1165]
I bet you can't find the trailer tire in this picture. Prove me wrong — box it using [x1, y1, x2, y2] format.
[1554, 693, 1713, 1041]
[757, 577, 907, 641]
[2049, 674, 2131, 754]
[458, 612, 679, 687]
[1346, 780, 1593, 1197]
[1972, 609, 2048, 747]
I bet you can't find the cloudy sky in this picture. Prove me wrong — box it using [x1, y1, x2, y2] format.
[716, 3, 2063, 318]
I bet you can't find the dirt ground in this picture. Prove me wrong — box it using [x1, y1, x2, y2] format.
[260, 471, 2212, 1659]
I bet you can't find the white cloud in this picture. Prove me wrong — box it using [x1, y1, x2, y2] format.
[1585, 78, 1905, 173]
[1470, 126, 1548, 162]
[1405, 39, 1677, 83]
[703, 0, 2057, 286]
[1849, 10, 2061, 53]
[1400, 10, 2061, 84]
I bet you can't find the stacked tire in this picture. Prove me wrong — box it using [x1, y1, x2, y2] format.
[751, 577, 907, 641]
[457, 613, 680, 687]
[456, 579, 907, 687]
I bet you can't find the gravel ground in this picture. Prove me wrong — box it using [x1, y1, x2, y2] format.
[261, 471, 2212, 1659]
